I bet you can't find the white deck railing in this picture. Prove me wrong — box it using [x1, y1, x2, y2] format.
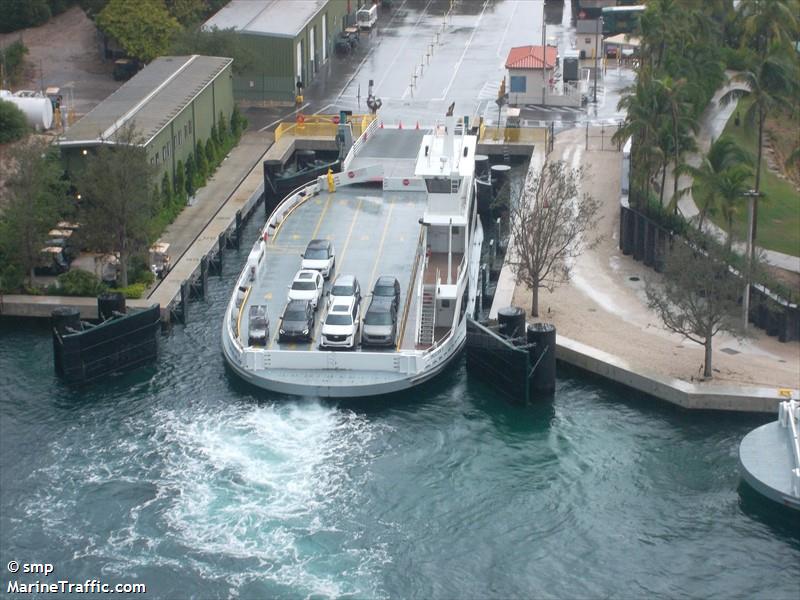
[778, 399, 800, 496]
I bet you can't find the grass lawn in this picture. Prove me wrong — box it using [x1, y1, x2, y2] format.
[707, 97, 800, 257]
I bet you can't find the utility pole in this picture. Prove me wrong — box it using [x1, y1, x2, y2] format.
[593, 17, 601, 104]
[541, 19, 547, 105]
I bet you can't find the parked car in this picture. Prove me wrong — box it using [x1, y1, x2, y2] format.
[361, 298, 397, 347]
[320, 297, 360, 349]
[371, 275, 400, 310]
[287, 269, 324, 308]
[279, 299, 315, 342]
[301, 239, 336, 278]
[248, 305, 269, 346]
[328, 273, 361, 308]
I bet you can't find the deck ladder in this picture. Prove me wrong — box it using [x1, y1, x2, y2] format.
[418, 273, 438, 346]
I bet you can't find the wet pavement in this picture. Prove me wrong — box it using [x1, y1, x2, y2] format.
[244, 0, 633, 133]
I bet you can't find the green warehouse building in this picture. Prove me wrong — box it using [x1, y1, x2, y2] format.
[202, 0, 359, 102]
[58, 55, 234, 183]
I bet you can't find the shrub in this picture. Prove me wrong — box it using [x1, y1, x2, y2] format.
[0, 99, 29, 143]
[0, 0, 51, 33]
[55, 269, 107, 296]
[115, 282, 146, 299]
[0, 40, 29, 84]
[205, 137, 218, 168]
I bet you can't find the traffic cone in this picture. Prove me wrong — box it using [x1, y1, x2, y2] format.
[380, 121, 384, 129]
[398, 120, 403, 129]
[415, 121, 420, 129]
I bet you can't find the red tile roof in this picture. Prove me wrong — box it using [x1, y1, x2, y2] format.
[505, 45, 558, 70]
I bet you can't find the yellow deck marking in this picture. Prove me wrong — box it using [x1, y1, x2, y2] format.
[360, 234, 370, 241]
[368, 199, 395, 289]
[309, 198, 363, 350]
[236, 286, 252, 343]
[308, 193, 334, 241]
[291, 234, 300, 240]
[264, 292, 272, 300]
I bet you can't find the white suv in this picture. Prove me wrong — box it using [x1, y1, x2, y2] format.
[301, 239, 336, 278]
[320, 298, 360, 349]
[287, 269, 324, 308]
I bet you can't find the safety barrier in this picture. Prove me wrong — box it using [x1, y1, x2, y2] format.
[478, 125, 547, 144]
[274, 114, 376, 142]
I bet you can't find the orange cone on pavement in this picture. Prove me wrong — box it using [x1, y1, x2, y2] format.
[415, 121, 420, 129]
[398, 120, 403, 129]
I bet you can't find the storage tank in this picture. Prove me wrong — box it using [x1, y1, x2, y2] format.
[1, 90, 53, 130]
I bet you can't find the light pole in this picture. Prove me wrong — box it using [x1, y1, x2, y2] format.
[593, 17, 602, 104]
[741, 188, 761, 331]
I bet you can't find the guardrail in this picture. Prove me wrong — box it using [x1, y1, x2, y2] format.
[274, 114, 376, 143]
[479, 125, 547, 144]
[778, 399, 800, 496]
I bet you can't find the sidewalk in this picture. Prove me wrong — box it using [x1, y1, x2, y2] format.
[511, 127, 799, 406]
[157, 130, 273, 263]
[674, 75, 800, 273]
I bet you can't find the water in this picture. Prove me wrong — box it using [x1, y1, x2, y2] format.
[1, 215, 798, 599]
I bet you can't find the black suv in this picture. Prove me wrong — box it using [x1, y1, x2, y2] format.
[278, 299, 315, 342]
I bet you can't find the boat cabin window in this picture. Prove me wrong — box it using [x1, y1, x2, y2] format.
[425, 177, 452, 194]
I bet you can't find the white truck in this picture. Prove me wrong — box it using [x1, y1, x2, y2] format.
[357, 4, 378, 29]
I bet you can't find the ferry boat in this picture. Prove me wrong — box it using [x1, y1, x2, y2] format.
[221, 111, 483, 397]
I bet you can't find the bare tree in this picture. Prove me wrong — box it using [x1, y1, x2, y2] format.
[645, 238, 746, 379]
[508, 160, 602, 317]
[0, 139, 65, 286]
[76, 123, 158, 287]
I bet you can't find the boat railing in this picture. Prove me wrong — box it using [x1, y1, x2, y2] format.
[342, 115, 380, 171]
[405, 226, 426, 349]
[778, 398, 800, 496]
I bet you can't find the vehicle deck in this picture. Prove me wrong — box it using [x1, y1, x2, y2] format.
[238, 184, 426, 353]
[348, 129, 426, 177]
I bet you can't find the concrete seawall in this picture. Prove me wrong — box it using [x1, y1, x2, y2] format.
[557, 335, 797, 414]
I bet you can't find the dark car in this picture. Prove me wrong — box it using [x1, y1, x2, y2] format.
[279, 299, 315, 342]
[248, 305, 269, 347]
[372, 275, 400, 310]
[361, 298, 397, 347]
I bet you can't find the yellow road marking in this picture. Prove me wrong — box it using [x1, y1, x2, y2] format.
[360, 234, 370, 241]
[309, 192, 333, 241]
[264, 292, 272, 300]
[309, 198, 363, 350]
[336, 197, 364, 270]
[291, 234, 300, 240]
[236, 286, 252, 343]
[368, 199, 395, 289]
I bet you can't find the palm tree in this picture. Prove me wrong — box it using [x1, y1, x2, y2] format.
[737, 0, 799, 56]
[719, 45, 795, 256]
[677, 135, 752, 230]
[656, 76, 699, 213]
[716, 165, 753, 252]
[614, 72, 667, 206]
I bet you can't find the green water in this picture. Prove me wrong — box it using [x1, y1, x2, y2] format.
[1, 216, 798, 599]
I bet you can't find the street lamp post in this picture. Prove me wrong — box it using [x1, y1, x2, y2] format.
[741, 188, 761, 331]
[593, 17, 602, 104]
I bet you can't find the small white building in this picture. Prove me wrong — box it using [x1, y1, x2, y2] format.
[505, 45, 558, 106]
[576, 19, 602, 59]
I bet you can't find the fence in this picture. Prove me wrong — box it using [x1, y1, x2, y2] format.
[478, 125, 548, 145]
[585, 121, 624, 151]
[619, 199, 800, 342]
[274, 114, 376, 142]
